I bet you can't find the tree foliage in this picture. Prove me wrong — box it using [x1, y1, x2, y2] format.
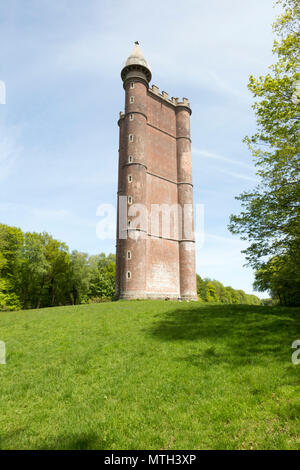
[196, 275, 260, 305]
[228, 0, 300, 305]
[0, 223, 116, 310]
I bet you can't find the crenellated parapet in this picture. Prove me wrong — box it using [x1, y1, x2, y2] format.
[148, 84, 191, 112]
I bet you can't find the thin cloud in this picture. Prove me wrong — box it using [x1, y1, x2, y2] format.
[2, 0, 278, 102]
[193, 148, 253, 170]
[219, 168, 258, 182]
[205, 233, 247, 245]
[0, 203, 96, 230]
[0, 203, 70, 219]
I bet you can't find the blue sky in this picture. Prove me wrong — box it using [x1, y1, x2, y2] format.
[0, 0, 281, 297]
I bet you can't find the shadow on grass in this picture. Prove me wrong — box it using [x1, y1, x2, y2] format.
[35, 432, 110, 450]
[147, 304, 300, 369]
[0, 432, 106, 451]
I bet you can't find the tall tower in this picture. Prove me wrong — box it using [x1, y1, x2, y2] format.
[116, 42, 197, 300]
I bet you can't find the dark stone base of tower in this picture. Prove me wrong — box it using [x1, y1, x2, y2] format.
[115, 43, 198, 301]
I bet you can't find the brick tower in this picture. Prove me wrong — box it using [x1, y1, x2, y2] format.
[115, 42, 197, 300]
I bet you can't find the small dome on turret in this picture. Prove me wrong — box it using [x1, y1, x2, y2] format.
[121, 42, 152, 84]
[124, 42, 150, 69]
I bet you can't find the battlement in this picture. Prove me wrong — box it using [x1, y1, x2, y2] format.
[148, 84, 190, 109]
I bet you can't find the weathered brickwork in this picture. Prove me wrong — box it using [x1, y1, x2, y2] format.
[116, 43, 197, 300]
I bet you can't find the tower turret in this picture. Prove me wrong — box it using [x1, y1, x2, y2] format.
[121, 42, 152, 88]
[116, 42, 149, 299]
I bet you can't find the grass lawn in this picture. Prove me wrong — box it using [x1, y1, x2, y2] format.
[0, 301, 299, 450]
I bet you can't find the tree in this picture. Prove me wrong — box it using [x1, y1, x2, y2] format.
[68, 251, 91, 304]
[0, 224, 120, 310]
[196, 274, 260, 305]
[89, 253, 116, 301]
[43, 234, 71, 307]
[0, 278, 21, 311]
[204, 281, 218, 302]
[225, 286, 240, 304]
[228, 0, 300, 303]
[20, 232, 51, 309]
[254, 254, 300, 305]
[0, 224, 23, 280]
[0, 224, 23, 308]
[196, 274, 206, 301]
[213, 280, 230, 303]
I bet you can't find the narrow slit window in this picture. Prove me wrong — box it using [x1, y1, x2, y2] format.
[127, 271, 131, 279]
[128, 155, 133, 163]
[128, 220, 131, 227]
[130, 82, 134, 89]
[130, 96, 134, 104]
[128, 196, 133, 205]
[129, 113, 134, 121]
[127, 251, 131, 260]
[129, 134, 134, 142]
[128, 175, 132, 183]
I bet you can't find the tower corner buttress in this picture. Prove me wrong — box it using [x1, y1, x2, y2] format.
[176, 102, 198, 301]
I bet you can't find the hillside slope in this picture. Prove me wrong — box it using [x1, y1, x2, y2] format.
[0, 301, 299, 449]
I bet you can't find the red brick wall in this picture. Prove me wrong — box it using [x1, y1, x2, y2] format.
[116, 78, 197, 300]
[145, 94, 180, 295]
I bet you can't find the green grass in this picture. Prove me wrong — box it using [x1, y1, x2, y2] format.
[0, 301, 299, 450]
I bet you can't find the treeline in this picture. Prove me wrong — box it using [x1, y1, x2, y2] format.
[197, 275, 260, 305]
[0, 224, 115, 311]
[1, 223, 260, 311]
